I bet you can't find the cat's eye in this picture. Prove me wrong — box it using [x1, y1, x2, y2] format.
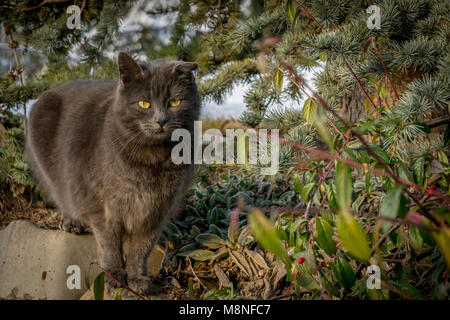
[138, 101, 151, 109]
[169, 99, 181, 107]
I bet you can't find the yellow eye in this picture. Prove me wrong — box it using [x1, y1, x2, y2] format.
[138, 101, 151, 109]
[170, 99, 181, 107]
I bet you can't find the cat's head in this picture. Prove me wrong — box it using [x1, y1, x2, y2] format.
[114, 52, 200, 145]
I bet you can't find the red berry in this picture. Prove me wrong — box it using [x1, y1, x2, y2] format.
[297, 257, 305, 264]
[427, 187, 435, 196]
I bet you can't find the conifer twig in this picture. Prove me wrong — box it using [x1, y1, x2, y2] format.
[261, 3, 445, 226]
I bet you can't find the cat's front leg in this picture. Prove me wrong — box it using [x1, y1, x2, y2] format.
[125, 230, 160, 294]
[87, 212, 126, 287]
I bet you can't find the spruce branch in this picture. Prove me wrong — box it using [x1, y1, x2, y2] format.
[263, 42, 445, 227]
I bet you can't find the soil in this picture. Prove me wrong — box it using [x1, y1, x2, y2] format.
[0, 205, 60, 231]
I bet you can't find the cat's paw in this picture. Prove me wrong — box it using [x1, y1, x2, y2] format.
[59, 217, 88, 234]
[127, 275, 154, 294]
[104, 269, 127, 288]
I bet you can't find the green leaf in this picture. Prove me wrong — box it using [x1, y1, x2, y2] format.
[409, 226, 423, 251]
[186, 205, 200, 217]
[337, 213, 371, 262]
[316, 217, 337, 255]
[296, 273, 320, 290]
[179, 249, 216, 261]
[413, 157, 425, 186]
[313, 107, 333, 148]
[364, 97, 372, 112]
[380, 185, 409, 231]
[398, 162, 413, 182]
[93, 272, 105, 301]
[209, 224, 224, 239]
[379, 86, 386, 99]
[323, 183, 338, 210]
[302, 98, 317, 124]
[293, 173, 302, 194]
[164, 221, 182, 238]
[299, 182, 315, 202]
[367, 144, 390, 164]
[437, 150, 449, 165]
[248, 209, 290, 266]
[191, 225, 201, 237]
[344, 148, 370, 164]
[433, 228, 450, 269]
[273, 68, 283, 94]
[390, 281, 422, 299]
[331, 256, 355, 292]
[195, 233, 224, 249]
[352, 194, 365, 213]
[208, 207, 219, 225]
[114, 287, 124, 300]
[179, 243, 198, 253]
[335, 162, 352, 212]
[286, 0, 297, 23]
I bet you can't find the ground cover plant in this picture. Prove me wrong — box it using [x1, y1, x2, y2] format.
[0, 0, 449, 300]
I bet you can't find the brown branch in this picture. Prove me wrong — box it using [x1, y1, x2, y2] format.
[90, 262, 147, 300]
[292, 0, 324, 30]
[261, 3, 445, 227]
[21, 0, 71, 11]
[425, 115, 450, 128]
[6, 29, 27, 132]
[381, 280, 415, 300]
[378, 216, 438, 233]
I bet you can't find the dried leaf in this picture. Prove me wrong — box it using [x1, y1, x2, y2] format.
[214, 264, 231, 288]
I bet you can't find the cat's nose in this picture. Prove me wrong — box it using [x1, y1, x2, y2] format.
[156, 118, 168, 128]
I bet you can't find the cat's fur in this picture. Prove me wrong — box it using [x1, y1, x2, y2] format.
[25, 52, 200, 293]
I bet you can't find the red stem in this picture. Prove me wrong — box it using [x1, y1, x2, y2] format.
[372, 38, 400, 100]
[292, 0, 324, 30]
[90, 262, 147, 300]
[263, 3, 443, 226]
[345, 60, 377, 109]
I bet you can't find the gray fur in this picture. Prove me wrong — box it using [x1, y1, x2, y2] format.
[25, 52, 200, 293]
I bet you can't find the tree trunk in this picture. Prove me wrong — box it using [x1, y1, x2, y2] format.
[338, 70, 424, 122]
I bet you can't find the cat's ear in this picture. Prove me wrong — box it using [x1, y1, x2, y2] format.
[173, 62, 198, 74]
[118, 52, 143, 85]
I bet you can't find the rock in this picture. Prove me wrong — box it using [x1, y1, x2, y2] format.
[0, 220, 166, 300]
[0, 220, 100, 300]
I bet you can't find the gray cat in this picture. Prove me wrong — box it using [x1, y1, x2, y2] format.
[25, 52, 200, 293]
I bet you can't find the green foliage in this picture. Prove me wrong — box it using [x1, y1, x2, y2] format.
[248, 209, 290, 265]
[93, 272, 105, 301]
[0, 126, 37, 204]
[169, 160, 450, 299]
[336, 212, 371, 262]
[1, 0, 449, 300]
